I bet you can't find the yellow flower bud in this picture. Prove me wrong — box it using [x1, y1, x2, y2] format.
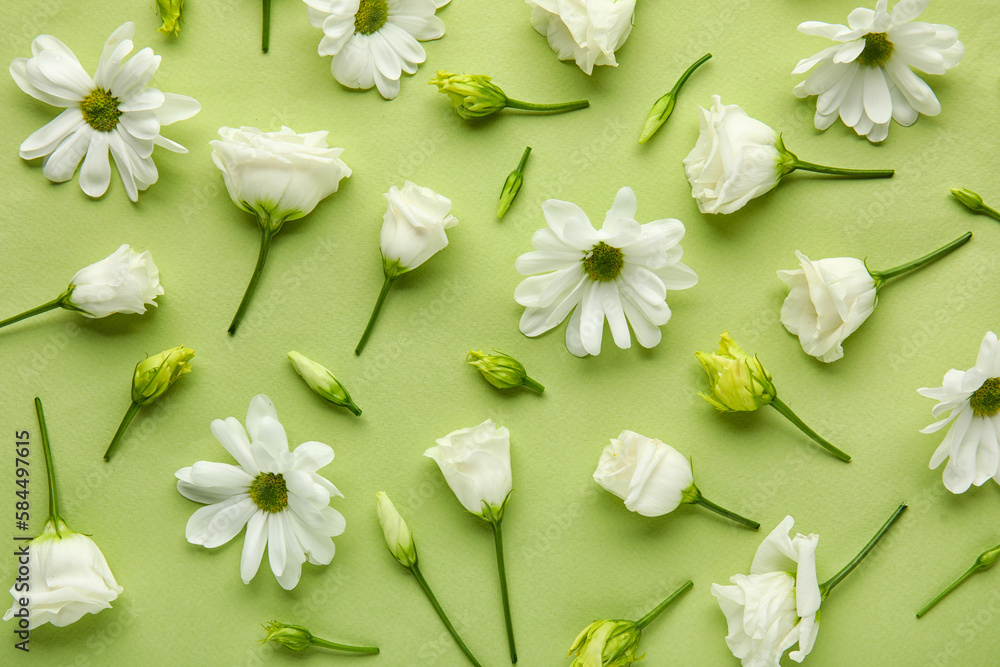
[156, 0, 184, 37]
[287, 351, 361, 416]
[375, 492, 417, 569]
[131, 346, 194, 406]
[467, 349, 544, 392]
[695, 331, 775, 412]
[430, 71, 508, 119]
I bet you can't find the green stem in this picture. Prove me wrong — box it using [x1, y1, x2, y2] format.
[0, 296, 64, 331]
[355, 274, 397, 355]
[491, 520, 517, 664]
[917, 544, 1000, 618]
[972, 204, 1000, 221]
[635, 580, 693, 630]
[261, 0, 271, 53]
[309, 637, 379, 654]
[522, 377, 545, 393]
[669, 53, 712, 95]
[35, 398, 62, 530]
[868, 232, 972, 289]
[691, 493, 759, 530]
[819, 503, 907, 600]
[103, 402, 140, 462]
[789, 159, 894, 179]
[515, 146, 531, 172]
[769, 397, 852, 462]
[229, 226, 276, 335]
[410, 564, 484, 667]
[504, 98, 589, 114]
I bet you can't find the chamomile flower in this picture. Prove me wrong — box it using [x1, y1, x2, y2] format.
[176, 395, 346, 590]
[792, 0, 963, 142]
[514, 187, 697, 357]
[10, 22, 200, 201]
[304, 0, 450, 100]
[918, 332, 1000, 494]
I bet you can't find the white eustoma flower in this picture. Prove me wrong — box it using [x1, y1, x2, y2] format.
[777, 252, 877, 363]
[2, 519, 122, 630]
[515, 187, 697, 357]
[380, 180, 459, 273]
[712, 516, 821, 667]
[67, 244, 163, 317]
[304, 0, 451, 100]
[10, 22, 200, 201]
[526, 0, 636, 75]
[793, 0, 964, 142]
[919, 332, 1000, 493]
[424, 419, 512, 518]
[593, 430, 693, 517]
[176, 394, 346, 590]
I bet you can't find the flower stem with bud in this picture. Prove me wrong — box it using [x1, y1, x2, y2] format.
[951, 188, 1000, 222]
[819, 503, 907, 600]
[917, 543, 1000, 618]
[868, 232, 972, 290]
[769, 396, 851, 462]
[640, 53, 711, 144]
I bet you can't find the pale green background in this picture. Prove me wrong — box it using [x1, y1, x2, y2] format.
[1, 0, 998, 665]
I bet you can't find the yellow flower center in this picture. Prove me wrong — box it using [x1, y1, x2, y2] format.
[80, 88, 122, 132]
[857, 32, 894, 67]
[354, 0, 389, 35]
[250, 472, 288, 513]
[583, 242, 624, 281]
[970, 377, 1000, 417]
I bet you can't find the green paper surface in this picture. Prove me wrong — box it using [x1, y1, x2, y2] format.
[1, 1, 999, 665]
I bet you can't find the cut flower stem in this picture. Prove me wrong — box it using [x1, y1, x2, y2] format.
[410, 563, 484, 667]
[769, 397, 851, 462]
[917, 543, 1000, 618]
[636, 580, 694, 630]
[355, 274, 398, 355]
[504, 98, 589, 114]
[229, 226, 276, 335]
[819, 503, 907, 600]
[691, 493, 759, 530]
[104, 401, 140, 461]
[869, 232, 972, 289]
[490, 519, 517, 663]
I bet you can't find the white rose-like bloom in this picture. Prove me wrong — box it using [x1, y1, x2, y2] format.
[210, 126, 352, 226]
[380, 180, 459, 274]
[424, 419, 512, 518]
[515, 187, 697, 357]
[593, 430, 693, 517]
[304, 0, 451, 100]
[919, 332, 1000, 494]
[777, 251, 877, 363]
[2, 519, 122, 630]
[683, 95, 783, 215]
[712, 516, 821, 667]
[527, 0, 636, 75]
[176, 394, 346, 590]
[66, 244, 163, 318]
[10, 22, 201, 201]
[793, 0, 964, 142]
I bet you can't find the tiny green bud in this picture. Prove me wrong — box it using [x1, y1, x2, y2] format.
[695, 332, 775, 412]
[951, 188, 985, 211]
[287, 351, 361, 416]
[376, 492, 417, 569]
[156, 0, 184, 36]
[430, 71, 508, 119]
[639, 53, 711, 144]
[498, 146, 531, 218]
[261, 622, 314, 651]
[131, 346, 194, 406]
[467, 349, 544, 393]
[567, 620, 641, 667]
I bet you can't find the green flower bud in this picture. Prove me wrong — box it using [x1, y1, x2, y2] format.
[498, 147, 531, 218]
[376, 492, 417, 569]
[951, 187, 984, 211]
[467, 349, 544, 392]
[430, 71, 509, 119]
[131, 346, 194, 406]
[639, 53, 711, 144]
[287, 351, 361, 416]
[156, 0, 184, 37]
[261, 621, 314, 651]
[695, 331, 775, 412]
[568, 619, 641, 667]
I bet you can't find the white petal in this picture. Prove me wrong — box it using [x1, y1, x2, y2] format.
[19, 108, 84, 160]
[79, 132, 111, 198]
[240, 512, 267, 583]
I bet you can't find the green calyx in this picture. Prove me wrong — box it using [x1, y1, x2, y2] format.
[354, 0, 389, 35]
[250, 472, 288, 512]
[970, 377, 1000, 417]
[80, 88, 122, 132]
[857, 32, 894, 67]
[583, 242, 624, 281]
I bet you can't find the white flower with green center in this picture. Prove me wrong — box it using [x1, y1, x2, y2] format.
[919, 331, 1000, 494]
[793, 0, 964, 143]
[175, 395, 345, 590]
[304, 0, 451, 100]
[514, 187, 697, 357]
[10, 22, 201, 201]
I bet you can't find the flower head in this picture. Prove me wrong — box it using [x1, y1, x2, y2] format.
[696, 332, 776, 412]
[712, 516, 821, 667]
[379, 180, 458, 274]
[66, 244, 163, 318]
[210, 126, 351, 230]
[132, 345, 194, 405]
[430, 71, 508, 119]
[918, 331, 1000, 493]
[261, 621, 314, 651]
[778, 252, 877, 363]
[287, 351, 361, 415]
[375, 492, 417, 568]
[10, 22, 200, 201]
[424, 419, 512, 520]
[304, 0, 450, 99]
[593, 430, 693, 517]
[156, 0, 184, 36]
[567, 619, 641, 667]
[528, 0, 636, 75]
[175, 395, 346, 590]
[466, 349, 544, 392]
[515, 187, 697, 357]
[793, 0, 964, 142]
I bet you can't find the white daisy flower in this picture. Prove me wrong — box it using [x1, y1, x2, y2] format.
[515, 187, 697, 357]
[10, 22, 201, 201]
[918, 332, 1000, 494]
[176, 394, 346, 590]
[792, 0, 963, 143]
[304, 0, 450, 100]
